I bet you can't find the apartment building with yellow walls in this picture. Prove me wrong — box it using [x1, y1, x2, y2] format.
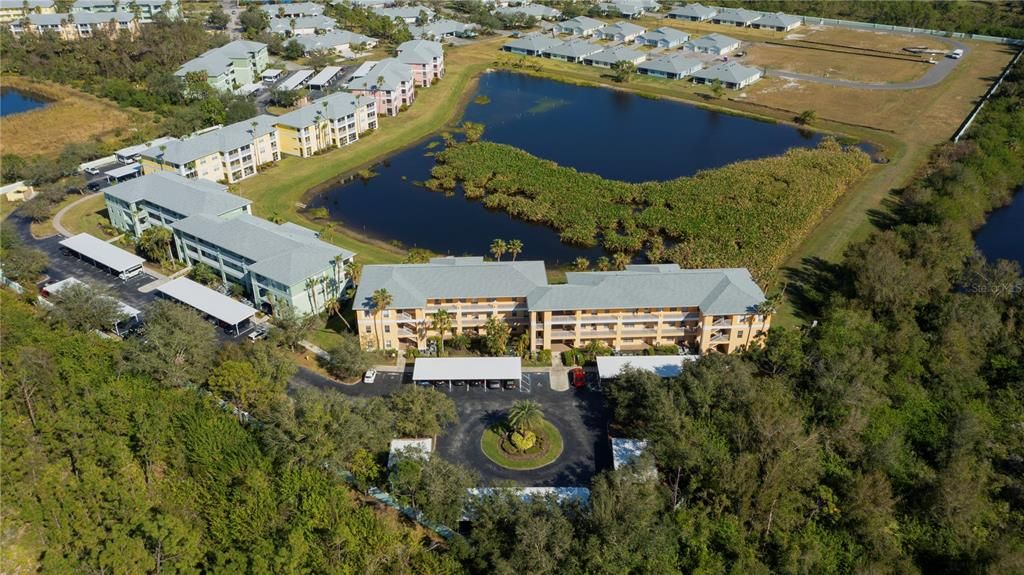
[7, 10, 139, 38]
[0, 0, 55, 24]
[273, 92, 377, 158]
[140, 115, 279, 184]
[354, 257, 772, 354]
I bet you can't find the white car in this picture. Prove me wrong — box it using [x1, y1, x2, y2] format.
[363, 369, 378, 383]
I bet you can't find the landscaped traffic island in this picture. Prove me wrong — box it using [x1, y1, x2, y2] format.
[481, 401, 564, 470]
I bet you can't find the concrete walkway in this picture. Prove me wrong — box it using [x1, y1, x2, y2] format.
[51, 191, 101, 237]
[762, 38, 968, 91]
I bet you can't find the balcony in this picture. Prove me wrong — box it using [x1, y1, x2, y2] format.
[397, 328, 416, 338]
[711, 319, 733, 328]
[709, 333, 730, 344]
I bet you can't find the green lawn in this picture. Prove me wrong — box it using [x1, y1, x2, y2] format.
[480, 421, 564, 471]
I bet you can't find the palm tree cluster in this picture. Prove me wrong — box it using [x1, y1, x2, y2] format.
[489, 238, 523, 261]
[506, 400, 544, 433]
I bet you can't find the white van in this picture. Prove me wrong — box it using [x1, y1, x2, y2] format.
[949, 49, 964, 59]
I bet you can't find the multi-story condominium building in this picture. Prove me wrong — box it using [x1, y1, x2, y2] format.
[261, 2, 323, 19]
[0, 0, 54, 24]
[354, 257, 772, 354]
[274, 92, 377, 157]
[140, 114, 280, 184]
[268, 14, 336, 36]
[175, 40, 269, 91]
[103, 172, 251, 237]
[396, 39, 444, 87]
[347, 58, 415, 116]
[172, 213, 354, 316]
[8, 11, 138, 38]
[103, 172, 355, 316]
[72, 0, 178, 22]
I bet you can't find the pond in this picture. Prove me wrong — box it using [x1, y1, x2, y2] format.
[975, 186, 1024, 270]
[1, 88, 49, 117]
[309, 72, 828, 264]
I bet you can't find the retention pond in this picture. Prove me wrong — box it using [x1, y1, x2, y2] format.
[309, 72, 830, 264]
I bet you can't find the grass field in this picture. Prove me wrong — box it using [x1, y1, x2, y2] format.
[744, 43, 932, 83]
[0, 76, 155, 158]
[58, 194, 115, 239]
[791, 26, 949, 53]
[480, 421, 564, 471]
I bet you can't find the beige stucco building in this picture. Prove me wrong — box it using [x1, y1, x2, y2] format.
[354, 257, 771, 355]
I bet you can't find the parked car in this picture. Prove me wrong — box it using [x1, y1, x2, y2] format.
[363, 369, 377, 383]
[84, 166, 100, 175]
[486, 380, 502, 390]
[503, 380, 518, 390]
[949, 48, 964, 59]
[87, 181, 103, 191]
[453, 380, 467, 387]
[469, 380, 483, 387]
[570, 368, 586, 389]
[248, 325, 269, 342]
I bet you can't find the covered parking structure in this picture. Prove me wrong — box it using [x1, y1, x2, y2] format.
[41, 276, 142, 336]
[59, 233, 145, 280]
[156, 277, 256, 335]
[596, 354, 699, 380]
[412, 357, 522, 389]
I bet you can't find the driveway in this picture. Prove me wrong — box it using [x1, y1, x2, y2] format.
[290, 368, 613, 486]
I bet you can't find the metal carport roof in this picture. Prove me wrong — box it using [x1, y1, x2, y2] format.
[596, 355, 699, 379]
[59, 233, 145, 274]
[412, 357, 522, 381]
[156, 277, 256, 327]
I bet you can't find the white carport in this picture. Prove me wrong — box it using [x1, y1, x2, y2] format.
[41, 276, 141, 335]
[596, 354, 699, 379]
[104, 162, 142, 182]
[59, 233, 145, 280]
[156, 277, 256, 335]
[412, 357, 522, 388]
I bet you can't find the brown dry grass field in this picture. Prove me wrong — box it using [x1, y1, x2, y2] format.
[790, 26, 949, 53]
[743, 43, 932, 83]
[0, 76, 155, 158]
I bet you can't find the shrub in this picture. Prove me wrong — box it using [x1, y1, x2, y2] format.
[535, 349, 552, 364]
[450, 333, 471, 350]
[405, 347, 419, 360]
[510, 430, 536, 451]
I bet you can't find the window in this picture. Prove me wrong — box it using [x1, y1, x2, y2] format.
[737, 331, 745, 339]
[383, 310, 391, 318]
[364, 325, 371, 333]
[384, 340, 393, 350]
[384, 325, 391, 333]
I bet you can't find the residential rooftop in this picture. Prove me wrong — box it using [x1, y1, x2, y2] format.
[586, 45, 647, 65]
[753, 12, 802, 28]
[294, 29, 376, 51]
[558, 15, 606, 31]
[372, 5, 433, 20]
[260, 2, 323, 17]
[0, 0, 54, 8]
[545, 38, 603, 58]
[691, 61, 762, 85]
[601, 21, 645, 37]
[174, 40, 266, 79]
[396, 39, 443, 64]
[26, 10, 134, 25]
[686, 32, 740, 51]
[142, 114, 278, 165]
[503, 33, 564, 53]
[268, 14, 336, 34]
[104, 172, 250, 218]
[347, 58, 412, 91]
[274, 91, 374, 128]
[638, 26, 689, 44]
[668, 2, 718, 19]
[495, 4, 560, 19]
[639, 53, 704, 74]
[171, 213, 353, 287]
[356, 258, 767, 316]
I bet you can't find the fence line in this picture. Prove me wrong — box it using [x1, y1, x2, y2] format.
[802, 16, 1024, 46]
[952, 47, 1024, 142]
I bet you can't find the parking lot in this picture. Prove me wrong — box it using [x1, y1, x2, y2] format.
[290, 367, 613, 486]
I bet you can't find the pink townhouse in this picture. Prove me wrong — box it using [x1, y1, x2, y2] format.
[347, 58, 416, 116]
[395, 39, 445, 87]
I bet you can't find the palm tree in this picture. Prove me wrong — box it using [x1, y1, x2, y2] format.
[430, 309, 452, 356]
[612, 252, 630, 271]
[250, 121, 261, 170]
[371, 288, 393, 351]
[345, 260, 363, 286]
[506, 400, 544, 433]
[595, 256, 611, 271]
[323, 297, 351, 329]
[507, 239, 523, 261]
[490, 238, 507, 261]
[572, 257, 590, 271]
[305, 277, 319, 312]
[514, 332, 529, 358]
[748, 298, 778, 348]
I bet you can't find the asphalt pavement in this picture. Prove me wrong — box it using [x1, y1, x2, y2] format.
[290, 367, 613, 486]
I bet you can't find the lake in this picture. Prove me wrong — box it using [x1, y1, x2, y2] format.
[309, 72, 827, 264]
[1, 88, 49, 117]
[975, 187, 1024, 270]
